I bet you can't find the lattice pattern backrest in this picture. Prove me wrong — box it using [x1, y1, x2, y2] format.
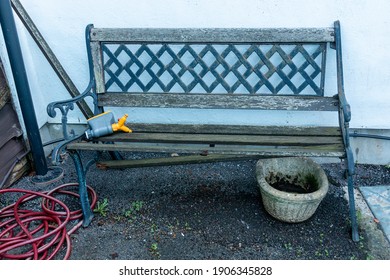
[101, 43, 326, 96]
[89, 27, 335, 96]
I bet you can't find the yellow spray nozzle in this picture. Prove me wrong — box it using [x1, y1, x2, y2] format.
[111, 114, 132, 133]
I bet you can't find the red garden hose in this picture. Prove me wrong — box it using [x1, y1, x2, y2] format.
[0, 183, 97, 260]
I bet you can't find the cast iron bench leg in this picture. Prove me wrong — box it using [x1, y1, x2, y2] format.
[69, 150, 94, 227]
[347, 173, 359, 242]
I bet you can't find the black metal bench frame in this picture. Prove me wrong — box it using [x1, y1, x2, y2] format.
[47, 20, 359, 241]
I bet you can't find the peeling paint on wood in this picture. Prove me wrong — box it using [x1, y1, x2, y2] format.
[98, 93, 338, 111]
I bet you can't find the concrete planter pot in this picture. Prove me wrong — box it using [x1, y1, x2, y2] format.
[256, 157, 329, 223]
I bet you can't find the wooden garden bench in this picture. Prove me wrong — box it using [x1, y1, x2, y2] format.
[47, 20, 359, 241]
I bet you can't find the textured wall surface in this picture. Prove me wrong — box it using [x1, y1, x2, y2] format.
[1, 0, 389, 128]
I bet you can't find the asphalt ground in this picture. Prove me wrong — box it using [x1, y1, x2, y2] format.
[4, 151, 390, 260]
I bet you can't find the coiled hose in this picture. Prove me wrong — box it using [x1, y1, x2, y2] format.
[0, 183, 97, 260]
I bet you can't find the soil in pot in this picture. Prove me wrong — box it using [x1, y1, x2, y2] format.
[267, 172, 319, 194]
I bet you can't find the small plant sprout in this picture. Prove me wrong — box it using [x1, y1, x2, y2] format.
[93, 198, 109, 217]
[284, 242, 293, 251]
[324, 249, 330, 257]
[150, 223, 158, 234]
[319, 233, 325, 244]
[150, 243, 158, 251]
[124, 200, 144, 220]
[184, 222, 191, 230]
[149, 242, 160, 258]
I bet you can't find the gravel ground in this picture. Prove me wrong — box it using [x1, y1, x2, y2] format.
[4, 152, 390, 260]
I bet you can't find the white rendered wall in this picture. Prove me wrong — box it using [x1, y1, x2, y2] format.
[1, 0, 389, 129]
[1, 0, 390, 163]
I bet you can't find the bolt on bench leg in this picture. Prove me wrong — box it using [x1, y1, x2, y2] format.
[69, 150, 94, 227]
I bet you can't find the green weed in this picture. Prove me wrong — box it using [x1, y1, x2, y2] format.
[150, 223, 159, 234]
[149, 242, 160, 259]
[284, 242, 293, 251]
[324, 249, 330, 257]
[124, 200, 144, 221]
[319, 233, 325, 244]
[184, 222, 191, 230]
[93, 198, 109, 217]
[295, 246, 304, 257]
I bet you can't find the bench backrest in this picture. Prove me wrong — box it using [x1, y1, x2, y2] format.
[86, 23, 341, 112]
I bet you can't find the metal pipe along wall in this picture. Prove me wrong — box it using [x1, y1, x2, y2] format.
[0, 0, 48, 175]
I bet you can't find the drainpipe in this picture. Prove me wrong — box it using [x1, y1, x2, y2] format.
[0, 0, 48, 175]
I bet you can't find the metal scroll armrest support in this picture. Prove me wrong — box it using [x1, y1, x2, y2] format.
[47, 79, 99, 165]
[47, 79, 98, 136]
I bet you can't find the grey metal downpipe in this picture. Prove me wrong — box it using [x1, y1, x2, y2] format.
[350, 132, 390, 141]
[0, 0, 48, 175]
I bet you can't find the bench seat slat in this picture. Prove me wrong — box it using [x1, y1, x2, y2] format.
[96, 154, 261, 169]
[67, 142, 345, 158]
[98, 132, 343, 146]
[98, 93, 339, 111]
[128, 124, 342, 136]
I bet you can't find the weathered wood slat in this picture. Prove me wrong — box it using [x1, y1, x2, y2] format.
[90, 41, 105, 93]
[128, 123, 342, 136]
[97, 154, 262, 169]
[90, 28, 335, 43]
[98, 132, 343, 146]
[98, 93, 339, 111]
[67, 142, 345, 157]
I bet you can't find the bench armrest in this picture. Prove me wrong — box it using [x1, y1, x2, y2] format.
[334, 20, 351, 124]
[47, 79, 98, 139]
[339, 94, 351, 123]
[47, 79, 95, 118]
[47, 80, 97, 165]
[47, 22, 100, 131]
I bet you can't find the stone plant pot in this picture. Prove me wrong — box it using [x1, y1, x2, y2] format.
[256, 157, 329, 223]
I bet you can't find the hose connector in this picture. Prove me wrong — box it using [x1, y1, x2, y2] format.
[112, 114, 132, 133]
